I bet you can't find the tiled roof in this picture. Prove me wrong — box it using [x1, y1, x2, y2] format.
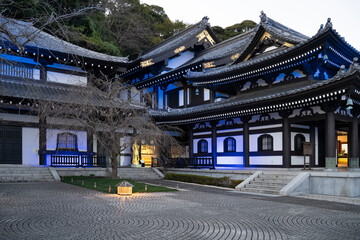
[260, 12, 309, 44]
[139, 17, 215, 60]
[151, 57, 360, 118]
[187, 21, 328, 81]
[0, 79, 127, 108]
[0, 17, 128, 63]
[187, 27, 258, 64]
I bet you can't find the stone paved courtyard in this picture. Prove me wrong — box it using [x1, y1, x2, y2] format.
[0, 181, 359, 240]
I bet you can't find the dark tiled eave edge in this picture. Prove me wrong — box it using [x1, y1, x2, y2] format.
[134, 61, 203, 89]
[133, 28, 258, 89]
[188, 19, 360, 85]
[188, 34, 358, 89]
[187, 28, 329, 82]
[151, 60, 360, 124]
[0, 18, 128, 66]
[122, 18, 219, 78]
[0, 79, 143, 109]
[139, 17, 218, 60]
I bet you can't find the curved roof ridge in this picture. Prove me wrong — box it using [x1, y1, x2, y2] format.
[259, 11, 309, 42]
[0, 15, 128, 63]
[139, 17, 214, 60]
[187, 23, 334, 80]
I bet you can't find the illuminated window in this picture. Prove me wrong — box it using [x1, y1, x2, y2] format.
[258, 134, 273, 151]
[204, 88, 210, 101]
[57, 132, 77, 151]
[198, 139, 208, 153]
[294, 134, 305, 152]
[179, 89, 184, 106]
[224, 137, 236, 152]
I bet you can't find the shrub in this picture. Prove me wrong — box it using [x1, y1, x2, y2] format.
[165, 173, 242, 188]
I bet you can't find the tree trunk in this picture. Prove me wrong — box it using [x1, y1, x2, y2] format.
[111, 156, 118, 179]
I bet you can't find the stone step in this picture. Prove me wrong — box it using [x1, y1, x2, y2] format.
[240, 187, 280, 195]
[255, 175, 295, 181]
[245, 183, 284, 190]
[253, 178, 292, 184]
[262, 171, 299, 176]
[0, 166, 55, 182]
[0, 170, 51, 174]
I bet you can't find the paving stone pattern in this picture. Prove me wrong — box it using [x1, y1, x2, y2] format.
[0, 181, 359, 240]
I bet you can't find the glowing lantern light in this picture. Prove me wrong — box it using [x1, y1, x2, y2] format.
[116, 180, 134, 195]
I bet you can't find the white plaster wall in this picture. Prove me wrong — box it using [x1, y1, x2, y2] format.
[291, 124, 310, 129]
[217, 156, 243, 165]
[250, 156, 282, 165]
[250, 132, 283, 152]
[166, 50, 194, 69]
[120, 136, 132, 154]
[291, 132, 310, 151]
[46, 129, 87, 151]
[119, 155, 132, 167]
[131, 87, 141, 102]
[33, 69, 40, 80]
[249, 124, 282, 131]
[193, 131, 211, 136]
[93, 135, 97, 153]
[22, 127, 39, 165]
[193, 137, 212, 154]
[217, 128, 243, 134]
[217, 135, 243, 153]
[47, 71, 87, 86]
[0, 113, 38, 123]
[291, 156, 310, 165]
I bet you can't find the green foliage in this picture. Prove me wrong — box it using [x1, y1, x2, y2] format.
[62, 176, 177, 193]
[212, 20, 257, 41]
[165, 173, 243, 188]
[1, 0, 186, 59]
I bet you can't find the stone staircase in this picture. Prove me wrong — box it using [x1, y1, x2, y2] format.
[0, 165, 56, 182]
[238, 171, 298, 195]
[118, 167, 163, 180]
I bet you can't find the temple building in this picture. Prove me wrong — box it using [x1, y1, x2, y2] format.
[1, 12, 360, 170]
[0, 18, 130, 167]
[124, 12, 360, 169]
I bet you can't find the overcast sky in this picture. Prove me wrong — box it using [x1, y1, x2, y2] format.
[142, 0, 360, 51]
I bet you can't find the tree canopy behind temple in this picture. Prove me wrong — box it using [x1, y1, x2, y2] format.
[212, 20, 257, 41]
[0, 0, 255, 59]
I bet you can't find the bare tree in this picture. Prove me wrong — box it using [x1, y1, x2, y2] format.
[37, 74, 179, 179]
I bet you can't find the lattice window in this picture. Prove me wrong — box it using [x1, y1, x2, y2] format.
[294, 134, 305, 152]
[258, 134, 273, 151]
[57, 132, 78, 151]
[198, 139, 208, 153]
[0, 63, 34, 79]
[224, 137, 236, 152]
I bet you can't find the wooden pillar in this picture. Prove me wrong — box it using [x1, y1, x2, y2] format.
[350, 117, 359, 168]
[39, 113, 46, 165]
[280, 110, 292, 168]
[241, 116, 251, 167]
[310, 124, 316, 167]
[188, 124, 194, 159]
[210, 120, 218, 168]
[87, 129, 93, 153]
[321, 103, 338, 169]
[325, 111, 336, 168]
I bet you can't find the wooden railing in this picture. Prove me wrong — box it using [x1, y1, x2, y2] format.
[51, 154, 106, 167]
[152, 157, 215, 169]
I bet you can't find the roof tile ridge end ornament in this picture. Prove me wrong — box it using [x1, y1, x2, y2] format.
[201, 16, 210, 27]
[260, 11, 268, 24]
[333, 57, 359, 79]
[317, 18, 332, 35]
